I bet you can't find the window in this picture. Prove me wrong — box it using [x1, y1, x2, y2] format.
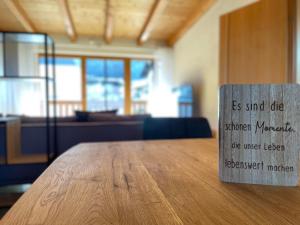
[86, 59, 125, 113]
[39, 57, 82, 116]
[131, 60, 154, 114]
[176, 85, 193, 117]
[39, 56, 154, 116]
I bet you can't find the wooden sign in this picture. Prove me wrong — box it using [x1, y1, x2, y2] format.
[219, 84, 300, 186]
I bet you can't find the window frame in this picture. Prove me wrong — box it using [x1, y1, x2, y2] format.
[39, 54, 154, 115]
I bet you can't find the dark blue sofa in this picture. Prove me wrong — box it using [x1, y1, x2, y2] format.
[0, 115, 147, 186]
[0, 116, 212, 186]
[143, 117, 212, 140]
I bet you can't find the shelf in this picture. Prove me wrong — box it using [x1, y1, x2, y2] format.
[4, 118, 48, 165]
[0, 32, 57, 167]
[7, 154, 47, 165]
[0, 76, 54, 81]
[0, 157, 5, 164]
[0, 117, 21, 123]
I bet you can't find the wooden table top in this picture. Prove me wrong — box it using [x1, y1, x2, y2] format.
[1, 139, 300, 225]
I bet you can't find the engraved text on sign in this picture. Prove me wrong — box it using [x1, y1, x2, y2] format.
[219, 84, 300, 186]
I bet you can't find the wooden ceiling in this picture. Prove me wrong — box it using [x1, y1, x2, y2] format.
[0, 0, 215, 46]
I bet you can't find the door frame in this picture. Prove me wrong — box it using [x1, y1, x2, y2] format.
[219, 0, 297, 84]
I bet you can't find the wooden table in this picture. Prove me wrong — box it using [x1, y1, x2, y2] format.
[1, 139, 300, 225]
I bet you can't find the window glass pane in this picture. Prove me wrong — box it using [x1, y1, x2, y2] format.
[40, 57, 82, 101]
[39, 57, 82, 117]
[106, 60, 124, 113]
[131, 60, 153, 114]
[86, 59, 125, 114]
[178, 85, 193, 103]
[177, 85, 193, 117]
[86, 59, 105, 111]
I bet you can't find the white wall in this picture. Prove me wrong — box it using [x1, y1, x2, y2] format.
[173, 0, 257, 131]
[148, 48, 177, 117]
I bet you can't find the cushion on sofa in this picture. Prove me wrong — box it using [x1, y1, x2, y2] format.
[75, 111, 89, 122]
[143, 117, 212, 140]
[75, 109, 118, 122]
[88, 114, 151, 122]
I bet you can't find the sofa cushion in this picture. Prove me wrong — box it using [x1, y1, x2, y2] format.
[56, 121, 144, 154]
[75, 109, 118, 122]
[75, 111, 89, 122]
[89, 114, 151, 122]
[143, 118, 172, 140]
[143, 117, 212, 140]
[186, 118, 212, 138]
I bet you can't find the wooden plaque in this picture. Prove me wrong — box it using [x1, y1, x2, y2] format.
[219, 84, 300, 186]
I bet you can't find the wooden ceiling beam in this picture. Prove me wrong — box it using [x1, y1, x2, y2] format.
[104, 0, 113, 44]
[137, 0, 168, 45]
[167, 0, 216, 46]
[3, 0, 36, 32]
[57, 0, 77, 42]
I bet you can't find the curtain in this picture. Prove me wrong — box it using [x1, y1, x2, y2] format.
[0, 80, 45, 116]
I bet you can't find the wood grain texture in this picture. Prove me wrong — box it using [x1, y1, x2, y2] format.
[3, 0, 36, 32]
[167, 0, 216, 46]
[104, 0, 113, 44]
[6, 119, 21, 164]
[5, 118, 47, 164]
[57, 0, 77, 42]
[137, 0, 168, 45]
[219, 15, 229, 85]
[0, 0, 214, 43]
[219, 0, 296, 84]
[2, 139, 300, 224]
[220, 84, 300, 186]
[124, 58, 131, 115]
[0, 1, 26, 32]
[18, 0, 65, 34]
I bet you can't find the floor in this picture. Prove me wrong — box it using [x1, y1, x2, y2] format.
[0, 184, 31, 219]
